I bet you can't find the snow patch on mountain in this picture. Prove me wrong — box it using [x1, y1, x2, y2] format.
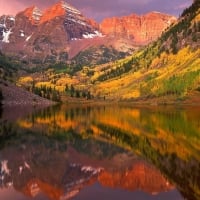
[32, 7, 43, 22]
[1, 160, 10, 175]
[81, 166, 103, 174]
[26, 34, 32, 41]
[0, 15, 15, 43]
[2, 29, 12, 43]
[66, 18, 86, 26]
[20, 30, 25, 37]
[71, 38, 81, 41]
[61, 1, 81, 15]
[94, 31, 104, 37]
[19, 161, 31, 174]
[83, 31, 104, 39]
[9, 16, 15, 21]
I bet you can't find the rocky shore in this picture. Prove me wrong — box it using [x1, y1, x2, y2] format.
[0, 80, 55, 106]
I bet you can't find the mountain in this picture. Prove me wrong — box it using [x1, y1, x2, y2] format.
[90, 0, 200, 103]
[100, 12, 176, 45]
[0, 15, 15, 43]
[99, 162, 173, 194]
[0, 1, 102, 65]
[0, 127, 173, 200]
[0, 0, 176, 66]
[7, 0, 199, 105]
[40, 1, 98, 38]
[18, 6, 42, 25]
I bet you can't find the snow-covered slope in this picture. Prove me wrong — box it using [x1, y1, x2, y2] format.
[0, 16, 15, 43]
[40, 0, 101, 40]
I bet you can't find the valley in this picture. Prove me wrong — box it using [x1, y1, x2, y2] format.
[0, 1, 200, 200]
[0, 0, 200, 105]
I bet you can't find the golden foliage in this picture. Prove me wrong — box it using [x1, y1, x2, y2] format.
[92, 47, 200, 100]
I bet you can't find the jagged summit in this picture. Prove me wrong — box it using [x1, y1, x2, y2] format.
[40, 0, 83, 24]
[40, 2, 66, 23]
[100, 12, 177, 44]
[17, 1, 83, 25]
[146, 11, 176, 18]
[0, 0, 176, 65]
[18, 6, 43, 24]
[38, 0, 101, 39]
[60, 0, 81, 15]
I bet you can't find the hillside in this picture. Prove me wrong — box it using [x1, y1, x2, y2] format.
[0, 51, 55, 106]
[1, 1, 199, 105]
[100, 12, 176, 44]
[89, 0, 200, 103]
[0, 80, 54, 106]
[17, 0, 200, 104]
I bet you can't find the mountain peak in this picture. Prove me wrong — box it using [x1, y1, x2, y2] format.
[40, 0, 82, 24]
[18, 6, 42, 24]
[100, 12, 177, 44]
[40, 2, 66, 23]
[145, 11, 176, 19]
[59, 0, 81, 15]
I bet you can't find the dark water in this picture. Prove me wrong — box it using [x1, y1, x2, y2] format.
[0, 104, 200, 200]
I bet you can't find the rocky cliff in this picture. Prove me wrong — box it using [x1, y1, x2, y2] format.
[0, 1, 176, 66]
[0, 140, 173, 200]
[100, 12, 176, 44]
[99, 162, 173, 194]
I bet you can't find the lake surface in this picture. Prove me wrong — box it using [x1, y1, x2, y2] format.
[0, 104, 200, 200]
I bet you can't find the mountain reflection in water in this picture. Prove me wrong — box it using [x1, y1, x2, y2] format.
[0, 105, 200, 200]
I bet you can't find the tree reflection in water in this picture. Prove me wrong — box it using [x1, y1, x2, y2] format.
[0, 105, 200, 200]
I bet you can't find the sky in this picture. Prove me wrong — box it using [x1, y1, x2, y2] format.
[0, 0, 193, 22]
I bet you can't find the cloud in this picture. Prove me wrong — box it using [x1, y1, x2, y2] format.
[0, 0, 193, 22]
[0, 1, 24, 15]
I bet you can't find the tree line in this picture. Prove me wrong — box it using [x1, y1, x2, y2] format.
[31, 83, 92, 102]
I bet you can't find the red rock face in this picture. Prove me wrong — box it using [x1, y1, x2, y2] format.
[0, 1, 100, 64]
[86, 18, 99, 30]
[19, 6, 43, 25]
[0, 139, 174, 200]
[40, 2, 65, 24]
[8, 8, 39, 43]
[25, 1, 100, 63]
[100, 12, 176, 44]
[98, 162, 174, 194]
[0, 1, 176, 64]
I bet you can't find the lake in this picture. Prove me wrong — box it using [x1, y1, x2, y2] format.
[0, 104, 200, 200]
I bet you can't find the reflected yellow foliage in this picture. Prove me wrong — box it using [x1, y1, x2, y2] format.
[18, 120, 33, 129]
[17, 105, 200, 162]
[34, 113, 77, 130]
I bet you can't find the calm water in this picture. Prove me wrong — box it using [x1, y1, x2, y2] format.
[0, 104, 200, 200]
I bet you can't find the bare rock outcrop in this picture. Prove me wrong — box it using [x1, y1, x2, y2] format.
[100, 12, 176, 44]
